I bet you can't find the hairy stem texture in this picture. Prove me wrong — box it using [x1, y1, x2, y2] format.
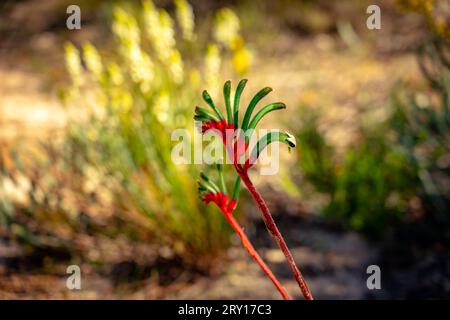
[222, 209, 291, 300]
[237, 169, 313, 300]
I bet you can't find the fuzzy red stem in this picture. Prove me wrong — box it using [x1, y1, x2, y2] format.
[237, 168, 313, 300]
[221, 208, 291, 300]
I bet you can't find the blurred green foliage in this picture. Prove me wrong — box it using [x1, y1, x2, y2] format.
[296, 110, 418, 236]
[389, 38, 450, 241]
[295, 37, 449, 238]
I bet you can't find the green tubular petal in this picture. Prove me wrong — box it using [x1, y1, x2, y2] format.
[200, 172, 221, 193]
[198, 180, 215, 194]
[223, 81, 232, 124]
[233, 79, 248, 128]
[195, 106, 219, 122]
[202, 90, 224, 120]
[250, 132, 296, 160]
[242, 87, 272, 130]
[247, 102, 286, 130]
[194, 115, 209, 122]
[198, 182, 207, 192]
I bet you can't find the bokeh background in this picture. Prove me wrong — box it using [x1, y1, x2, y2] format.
[0, 0, 449, 299]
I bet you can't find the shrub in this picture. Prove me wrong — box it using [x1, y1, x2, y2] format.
[295, 110, 418, 236]
[389, 37, 450, 243]
[59, 0, 252, 268]
[294, 37, 449, 238]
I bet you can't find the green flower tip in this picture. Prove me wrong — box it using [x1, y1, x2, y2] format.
[284, 132, 296, 148]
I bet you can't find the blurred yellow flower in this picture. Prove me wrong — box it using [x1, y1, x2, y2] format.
[175, 0, 195, 41]
[189, 69, 201, 87]
[112, 8, 140, 45]
[112, 7, 154, 89]
[154, 92, 170, 123]
[213, 9, 252, 74]
[107, 63, 124, 86]
[169, 50, 184, 84]
[143, 1, 176, 61]
[232, 46, 252, 75]
[205, 43, 221, 96]
[83, 42, 103, 79]
[64, 42, 83, 86]
[129, 46, 154, 90]
[214, 8, 240, 49]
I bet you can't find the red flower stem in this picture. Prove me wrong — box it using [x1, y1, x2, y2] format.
[222, 208, 292, 300]
[237, 169, 313, 300]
